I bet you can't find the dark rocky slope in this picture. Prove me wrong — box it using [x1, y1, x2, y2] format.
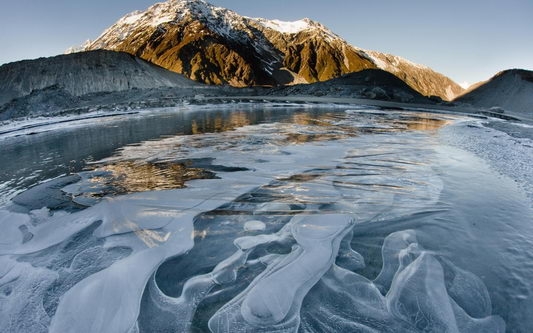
[0, 50, 210, 120]
[269, 69, 433, 104]
[0, 50, 199, 106]
[454, 69, 533, 119]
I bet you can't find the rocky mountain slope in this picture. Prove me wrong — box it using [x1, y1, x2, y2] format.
[269, 69, 432, 104]
[0, 50, 199, 106]
[366, 51, 463, 101]
[454, 69, 533, 118]
[0, 50, 212, 120]
[76, 0, 463, 100]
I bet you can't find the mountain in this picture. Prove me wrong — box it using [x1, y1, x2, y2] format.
[0, 50, 206, 120]
[366, 51, 463, 101]
[270, 69, 431, 104]
[77, 0, 373, 88]
[454, 69, 533, 118]
[0, 50, 198, 106]
[76, 0, 463, 100]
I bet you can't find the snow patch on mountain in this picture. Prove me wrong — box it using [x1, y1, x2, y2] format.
[368, 54, 388, 70]
[117, 3, 179, 26]
[255, 18, 311, 34]
[84, 0, 340, 46]
[459, 81, 471, 89]
[121, 11, 145, 25]
[366, 50, 429, 71]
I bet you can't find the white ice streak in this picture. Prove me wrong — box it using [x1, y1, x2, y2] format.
[297, 230, 505, 332]
[384, 232, 505, 332]
[243, 220, 266, 231]
[209, 214, 354, 331]
[140, 248, 250, 332]
[48, 177, 261, 333]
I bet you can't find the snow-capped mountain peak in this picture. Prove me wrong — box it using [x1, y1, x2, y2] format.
[89, 0, 239, 44]
[74, 0, 464, 99]
[252, 16, 341, 42]
[86, 0, 340, 48]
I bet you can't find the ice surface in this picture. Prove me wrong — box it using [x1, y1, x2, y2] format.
[300, 229, 505, 333]
[50, 246, 173, 333]
[0, 211, 30, 246]
[243, 220, 266, 231]
[336, 229, 365, 271]
[386, 252, 505, 333]
[374, 229, 418, 293]
[440, 119, 533, 204]
[387, 252, 458, 331]
[208, 214, 353, 332]
[0, 257, 57, 332]
[49, 178, 262, 333]
[436, 258, 492, 319]
[21, 120, 361, 332]
[139, 249, 249, 332]
[1, 108, 520, 332]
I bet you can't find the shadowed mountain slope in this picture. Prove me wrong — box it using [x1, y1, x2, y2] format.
[269, 69, 433, 104]
[0, 49, 199, 107]
[0, 50, 207, 120]
[455, 69, 533, 118]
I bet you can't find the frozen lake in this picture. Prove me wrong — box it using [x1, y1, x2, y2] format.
[0, 105, 532, 332]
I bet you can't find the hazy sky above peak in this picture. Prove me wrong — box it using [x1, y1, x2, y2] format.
[1, 0, 532, 86]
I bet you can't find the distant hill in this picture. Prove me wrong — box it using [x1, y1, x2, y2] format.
[0, 50, 199, 106]
[75, 0, 463, 100]
[0, 50, 204, 120]
[454, 69, 533, 118]
[269, 69, 433, 104]
[366, 51, 463, 101]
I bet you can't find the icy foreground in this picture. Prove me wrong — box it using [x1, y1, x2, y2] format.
[1, 107, 530, 332]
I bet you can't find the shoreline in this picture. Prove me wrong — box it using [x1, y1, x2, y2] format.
[203, 95, 530, 123]
[0, 96, 529, 140]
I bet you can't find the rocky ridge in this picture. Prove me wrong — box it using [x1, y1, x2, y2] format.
[367, 51, 463, 101]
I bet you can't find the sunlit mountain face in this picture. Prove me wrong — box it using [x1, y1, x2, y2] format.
[76, 0, 463, 100]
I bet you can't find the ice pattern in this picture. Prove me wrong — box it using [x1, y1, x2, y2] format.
[1, 108, 523, 332]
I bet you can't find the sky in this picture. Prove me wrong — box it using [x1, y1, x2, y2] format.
[1, 0, 532, 87]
